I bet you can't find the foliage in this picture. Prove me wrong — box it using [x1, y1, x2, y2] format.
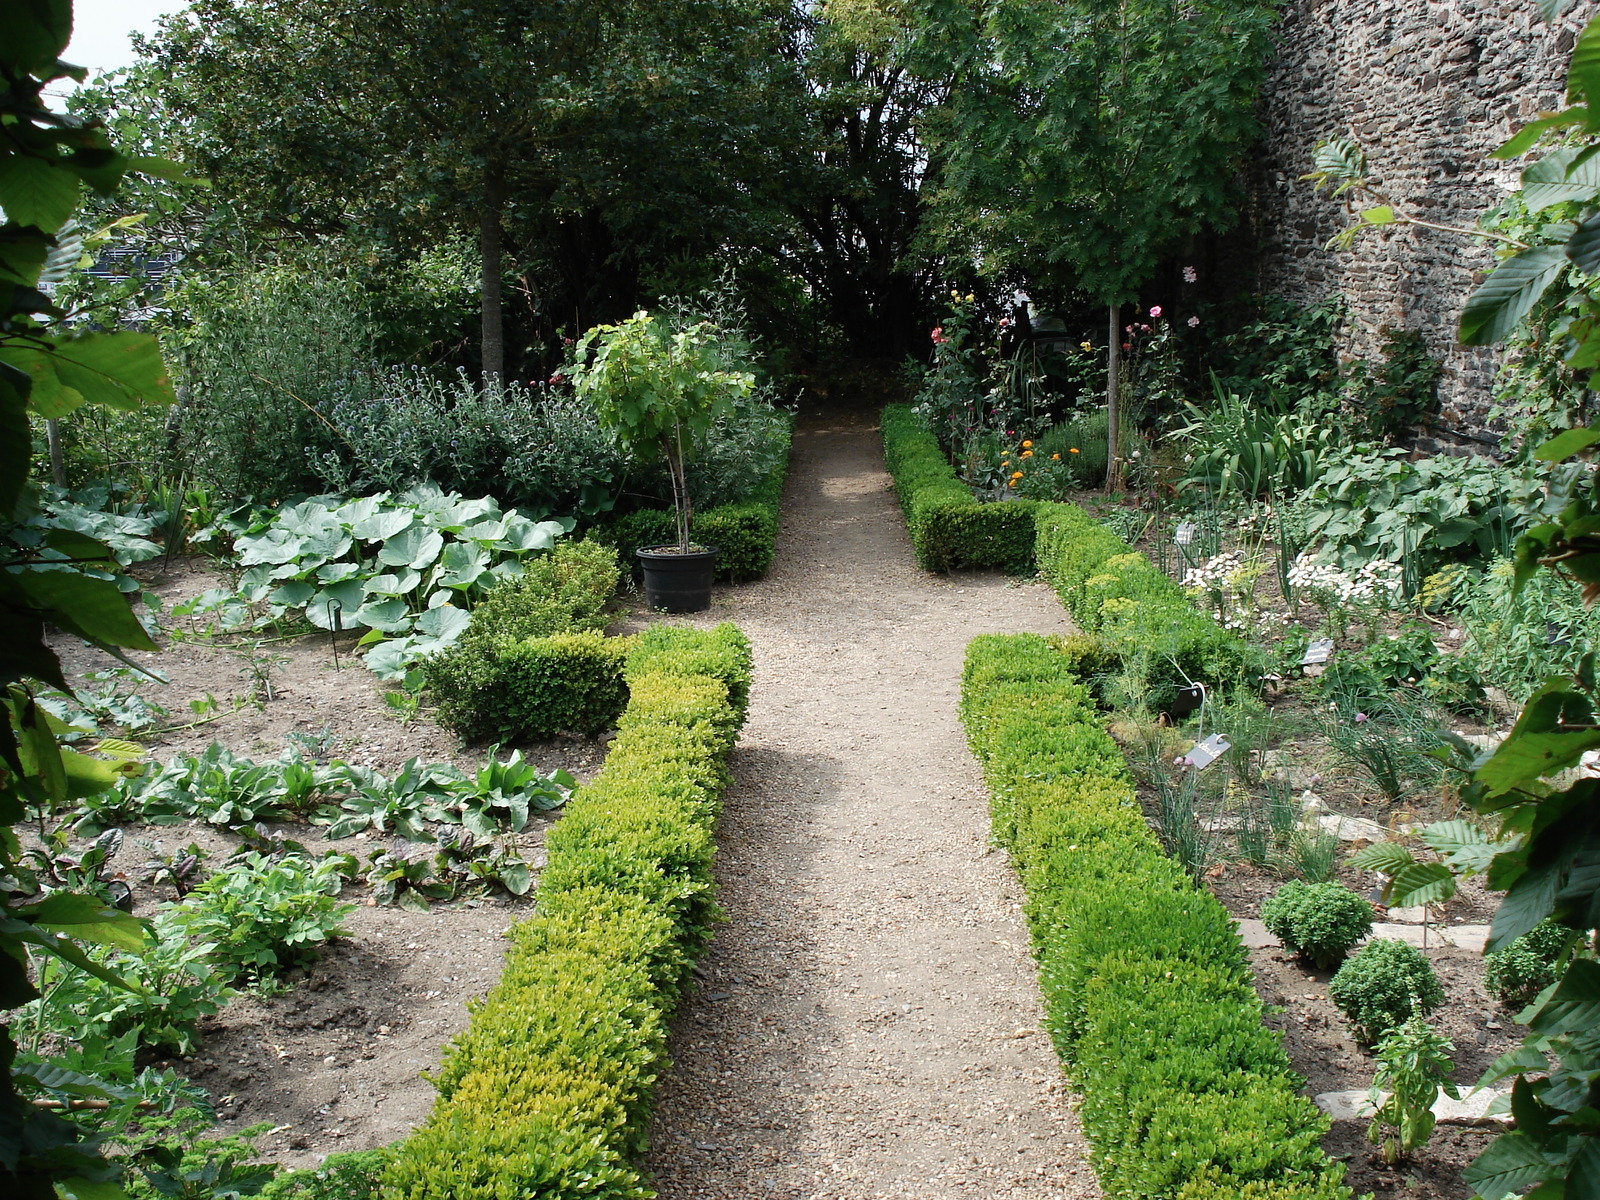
[187, 487, 569, 679]
[1482, 920, 1575, 1010]
[174, 270, 379, 502]
[26, 915, 233, 1057]
[0, 3, 190, 1191]
[1260, 882, 1374, 971]
[309, 368, 626, 522]
[165, 853, 352, 985]
[1366, 1013, 1458, 1166]
[1457, 556, 1600, 706]
[453, 540, 620, 645]
[880, 404, 1038, 571]
[571, 311, 756, 553]
[1346, 328, 1442, 443]
[383, 624, 750, 1199]
[1318, 694, 1448, 805]
[1349, 819, 1508, 916]
[1328, 939, 1444, 1045]
[915, 0, 1279, 479]
[1174, 379, 1346, 500]
[1031, 501, 1257, 715]
[1295, 448, 1549, 591]
[260, 1149, 386, 1200]
[1207, 297, 1346, 416]
[958, 633, 1350, 1198]
[426, 631, 634, 744]
[1034, 412, 1108, 487]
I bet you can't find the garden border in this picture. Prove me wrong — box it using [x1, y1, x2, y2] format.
[960, 633, 1351, 1200]
[879, 403, 1037, 572]
[383, 622, 752, 1200]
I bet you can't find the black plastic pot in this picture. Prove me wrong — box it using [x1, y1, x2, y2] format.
[637, 545, 719, 613]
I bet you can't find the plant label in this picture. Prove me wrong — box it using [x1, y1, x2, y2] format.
[1182, 733, 1231, 771]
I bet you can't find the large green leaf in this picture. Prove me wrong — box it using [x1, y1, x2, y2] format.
[0, 344, 84, 417]
[0, 374, 30, 516]
[1477, 682, 1600, 795]
[1523, 148, 1600, 212]
[29, 892, 147, 951]
[7, 567, 157, 651]
[1387, 861, 1457, 909]
[13, 331, 175, 413]
[352, 597, 412, 633]
[351, 508, 415, 542]
[415, 605, 470, 642]
[1460, 246, 1570, 346]
[1, 0, 71, 76]
[307, 579, 368, 630]
[0, 152, 80, 231]
[1464, 1130, 1554, 1196]
[1572, 12, 1600, 109]
[1569, 209, 1600, 276]
[378, 526, 444, 570]
[1349, 841, 1415, 876]
[1534, 426, 1600, 462]
[1531, 959, 1600, 1036]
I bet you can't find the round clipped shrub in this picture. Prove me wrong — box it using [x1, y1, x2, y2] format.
[1260, 881, 1374, 970]
[1484, 920, 1574, 1010]
[1329, 938, 1444, 1044]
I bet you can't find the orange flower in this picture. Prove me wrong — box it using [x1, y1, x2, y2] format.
[1021, 440, 1033, 449]
[1051, 453, 1060, 461]
[1001, 460, 1010, 468]
[1069, 447, 1080, 454]
[1010, 471, 1023, 481]
[1021, 449, 1033, 458]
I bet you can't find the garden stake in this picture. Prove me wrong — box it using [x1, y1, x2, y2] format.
[327, 601, 341, 670]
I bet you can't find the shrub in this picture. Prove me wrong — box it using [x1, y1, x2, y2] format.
[1329, 938, 1444, 1044]
[1260, 882, 1373, 970]
[960, 633, 1350, 1198]
[262, 1149, 387, 1200]
[1484, 920, 1574, 1009]
[425, 630, 633, 743]
[384, 624, 750, 1200]
[463, 539, 620, 643]
[881, 404, 1037, 572]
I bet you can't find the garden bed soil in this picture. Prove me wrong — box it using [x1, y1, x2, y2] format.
[46, 556, 608, 1170]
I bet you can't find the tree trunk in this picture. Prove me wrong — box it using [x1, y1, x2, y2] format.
[1106, 302, 1122, 492]
[479, 161, 506, 385]
[45, 419, 65, 487]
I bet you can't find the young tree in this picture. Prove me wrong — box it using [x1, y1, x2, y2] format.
[915, 0, 1277, 487]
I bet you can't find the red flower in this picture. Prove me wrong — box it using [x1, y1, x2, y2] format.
[1121, 342, 1132, 351]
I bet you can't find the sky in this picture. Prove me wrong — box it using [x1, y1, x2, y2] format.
[62, 0, 189, 77]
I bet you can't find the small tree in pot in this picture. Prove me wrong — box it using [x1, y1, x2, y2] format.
[571, 311, 755, 608]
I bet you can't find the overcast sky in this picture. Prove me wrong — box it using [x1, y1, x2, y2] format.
[64, 0, 188, 76]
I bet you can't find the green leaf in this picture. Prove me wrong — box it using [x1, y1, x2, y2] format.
[498, 860, 531, 896]
[1523, 148, 1600, 212]
[29, 893, 147, 951]
[378, 526, 444, 570]
[306, 579, 367, 630]
[9, 331, 175, 413]
[1477, 682, 1600, 795]
[414, 605, 469, 642]
[56, 1177, 131, 1200]
[0, 375, 30, 516]
[6, 567, 157, 651]
[1460, 246, 1570, 346]
[1360, 205, 1395, 225]
[1498, 111, 1590, 159]
[1573, 13, 1600, 109]
[1570, 210, 1600, 276]
[1388, 861, 1457, 908]
[1464, 1130, 1555, 1196]
[1350, 841, 1416, 875]
[0, 346, 84, 417]
[2, 0, 71, 76]
[1534, 426, 1600, 462]
[352, 597, 412, 633]
[0, 153, 81, 231]
[1530, 959, 1600, 1035]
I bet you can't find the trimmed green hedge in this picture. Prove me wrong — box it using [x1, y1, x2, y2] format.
[1032, 501, 1257, 710]
[385, 623, 752, 1200]
[960, 633, 1350, 1200]
[591, 415, 793, 582]
[880, 403, 1036, 572]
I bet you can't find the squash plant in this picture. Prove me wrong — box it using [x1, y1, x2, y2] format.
[570, 311, 754, 554]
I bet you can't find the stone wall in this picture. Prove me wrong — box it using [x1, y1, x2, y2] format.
[1249, 0, 1591, 446]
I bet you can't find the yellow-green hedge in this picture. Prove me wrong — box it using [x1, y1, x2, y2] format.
[384, 623, 751, 1200]
[961, 633, 1350, 1200]
[880, 403, 1037, 572]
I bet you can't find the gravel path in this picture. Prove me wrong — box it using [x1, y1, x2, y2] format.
[635, 409, 1102, 1199]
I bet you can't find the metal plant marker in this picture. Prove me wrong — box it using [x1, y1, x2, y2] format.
[1301, 638, 1334, 677]
[1182, 733, 1231, 771]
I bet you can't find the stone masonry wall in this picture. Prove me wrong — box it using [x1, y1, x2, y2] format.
[1249, 0, 1592, 447]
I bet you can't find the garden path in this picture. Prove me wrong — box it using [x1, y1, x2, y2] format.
[630, 409, 1101, 1199]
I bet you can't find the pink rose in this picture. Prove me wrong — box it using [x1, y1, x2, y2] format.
[1149, 305, 1162, 318]
[1187, 315, 1200, 328]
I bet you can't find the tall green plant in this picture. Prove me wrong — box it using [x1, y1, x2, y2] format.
[571, 312, 754, 554]
[915, 0, 1278, 487]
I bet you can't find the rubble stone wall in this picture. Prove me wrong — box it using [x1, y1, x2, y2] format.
[1250, 0, 1589, 446]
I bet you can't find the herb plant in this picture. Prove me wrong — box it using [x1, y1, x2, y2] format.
[1329, 938, 1444, 1044]
[1367, 1011, 1458, 1166]
[1260, 881, 1373, 970]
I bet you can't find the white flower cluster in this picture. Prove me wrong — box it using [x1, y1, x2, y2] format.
[1182, 550, 1247, 592]
[1286, 553, 1402, 607]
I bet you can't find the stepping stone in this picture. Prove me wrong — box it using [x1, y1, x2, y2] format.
[1441, 924, 1490, 953]
[1314, 1087, 1511, 1124]
[1234, 918, 1277, 949]
[1369, 922, 1448, 949]
[1309, 812, 1390, 843]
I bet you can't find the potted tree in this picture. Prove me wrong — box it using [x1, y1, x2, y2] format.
[571, 311, 755, 612]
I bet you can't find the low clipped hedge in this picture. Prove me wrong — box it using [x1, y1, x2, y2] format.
[1032, 501, 1257, 710]
[426, 629, 634, 742]
[592, 415, 793, 582]
[384, 623, 751, 1200]
[880, 403, 1036, 572]
[960, 633, 1350, 1200]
